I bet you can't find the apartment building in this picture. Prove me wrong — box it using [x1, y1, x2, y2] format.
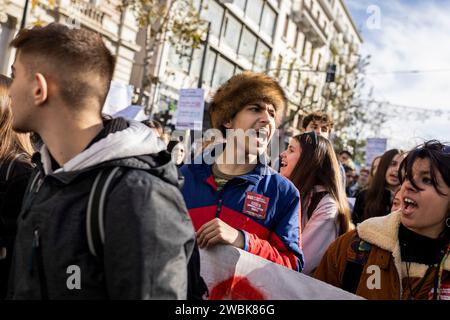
[134, 0, 282, 126]
[0, 0, 140, 83]
[137, 0, 362, 135]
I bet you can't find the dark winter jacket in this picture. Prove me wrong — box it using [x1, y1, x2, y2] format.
[352, 188, 393, 224]
[7, 118, 196, 300]
[0, 155, 33, 299]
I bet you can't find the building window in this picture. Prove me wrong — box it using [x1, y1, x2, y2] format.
[247, 0, 264, 26]
[189, 44, 205, 79]
[0, 20, 15, 75]
[167, 45, 191, 74]
[301, 38, 308, 60]
[275, 54, 283, 77]
[204, 0, 225, 38]
[294, 26, 300, 48]
[254, 41, 270, 72]
[212, 55, 235, 88]
[238, 27, 257, 62]
[260, 3, 276, 39]
[296, 72, 302, 92]
[283, 14, 289, 38]
[287, 60, 294, 86]
[222, 14, 242, 52]
[310, 47, 315, 65]
[234, 0, 246, 12]
[316, 53, 322, 71]
[204, 49, 217, 86]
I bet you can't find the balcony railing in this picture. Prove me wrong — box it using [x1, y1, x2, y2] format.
[292, 0, 328, 48]
[69, 0, 105, 26]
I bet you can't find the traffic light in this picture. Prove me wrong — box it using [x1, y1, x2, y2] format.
[326, 64, 337, 83]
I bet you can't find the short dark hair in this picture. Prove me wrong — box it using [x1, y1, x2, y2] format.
[342, 163, 355, 173]
[302, 111, 334, 130]
[339, 150, 353, 158]
[360, 167, 370, 175]
[10, 23, 115, 110]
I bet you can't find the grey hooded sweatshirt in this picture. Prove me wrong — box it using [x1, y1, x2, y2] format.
[8, 118, 195, 299]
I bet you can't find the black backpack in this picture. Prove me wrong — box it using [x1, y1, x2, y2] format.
[0, 156, 21, 211]
[0, 155, 31, 299]
[0, 155, 29, 248]
[86, 166, 208, 300]
[341, 233, 372, 294]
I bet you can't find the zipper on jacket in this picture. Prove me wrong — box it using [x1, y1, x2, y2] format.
[35, 176, 44, 193]
[214, 179, 246, 218]
[216, 198, 223, 218]
[31, 229, 49, 300]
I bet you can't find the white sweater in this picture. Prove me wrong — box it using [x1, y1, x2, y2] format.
[301, 185, 340, 276]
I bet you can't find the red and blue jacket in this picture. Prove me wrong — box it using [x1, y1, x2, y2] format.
[180, 161, 304, 272]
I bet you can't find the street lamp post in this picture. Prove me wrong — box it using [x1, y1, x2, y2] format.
[188, 21, 211, 160]
[20, 0, 30, 29]
[197, 21, 211, 89]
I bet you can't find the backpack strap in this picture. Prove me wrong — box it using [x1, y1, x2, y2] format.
[86, 164, 208, 300]
[306, 191, 328, 220]
[86, 167, 122, 259]
[0, 154, 26, 182]
[341, 233, 372, 294]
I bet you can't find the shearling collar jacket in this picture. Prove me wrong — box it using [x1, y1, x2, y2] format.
[315, 211, 450, 300]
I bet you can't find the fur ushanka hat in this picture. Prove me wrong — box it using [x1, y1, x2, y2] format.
[209, 71, 287, 133]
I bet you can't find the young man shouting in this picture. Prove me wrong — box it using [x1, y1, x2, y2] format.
[181, 72, 304, 271]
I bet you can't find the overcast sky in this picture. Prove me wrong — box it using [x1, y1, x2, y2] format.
[345, 0, 450, 150]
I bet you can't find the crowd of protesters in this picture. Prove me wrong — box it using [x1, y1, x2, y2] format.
[0, 23, 449, 300]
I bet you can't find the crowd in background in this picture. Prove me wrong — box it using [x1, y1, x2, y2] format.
[1, 23, 449, 300]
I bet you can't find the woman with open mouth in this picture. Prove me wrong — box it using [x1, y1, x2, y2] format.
[352, 149, 406, 224]
[279, 131, 351, 275]
[315, 140, 450, 300]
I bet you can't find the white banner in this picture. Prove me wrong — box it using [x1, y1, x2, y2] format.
[175, 88, 205, 131]
[102, 80, 134, 116]
[200, 245, 364, 300]
[112, 105, 147, 121]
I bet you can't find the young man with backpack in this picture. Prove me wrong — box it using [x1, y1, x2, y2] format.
[6, 23, 196, 299]
[181, 72, 304, 271]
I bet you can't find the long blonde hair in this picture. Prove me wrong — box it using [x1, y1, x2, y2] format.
[0, 74, 34, 161]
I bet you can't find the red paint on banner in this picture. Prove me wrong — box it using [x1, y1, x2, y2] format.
[209, 276, 266, 300]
